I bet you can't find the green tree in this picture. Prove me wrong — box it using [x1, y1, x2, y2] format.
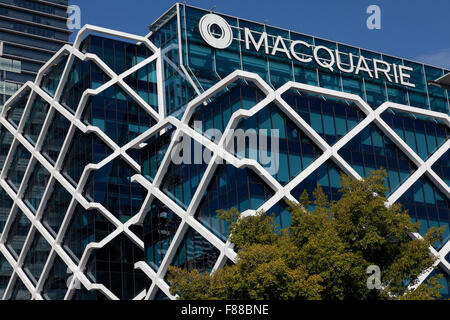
[167, 169, 444, 300]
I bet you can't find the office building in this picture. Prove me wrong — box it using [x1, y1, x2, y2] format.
[0, 3, 448, 299]
[0, 0, 71, 107]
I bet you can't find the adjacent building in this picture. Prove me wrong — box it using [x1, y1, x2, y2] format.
[0, 0, 71, 107]
[0, 3, 448, 300]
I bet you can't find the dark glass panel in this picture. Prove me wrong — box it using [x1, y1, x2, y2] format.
[23, 162, 51, 213]
[6, 209, 31, 259]
[60, 58, 108, 113]
[6, 88, 30, 128]
[233, 103, 323, 185]
[85, 233, 148, 300]
[160, 136, 209, 210]
[82, 84, 156, 146]
[124, 61, 158, 111]
[83, 157, 145, 223]
[381, 110, 449, 161]
[63, 204, 115, 262]
[267, 199, 292, 231]
[169, 227, 220, 275]
[70, 282, 108, 300]
[23, 95, 51, 145]
[23, 232, 52, 284]
[41, 181, 72, 236]
[141, 198, 181, 271]
[42, 254, 71, 300]
[432, 150, 450, 188]
[281, 89, 366, 146]
[195, 164, 274, 241]
[41, 110, 71, 164]
[163, 55, 197, 117]
[339, 123, 417, 195]
[0, 188, 13, 234]
[153, 288, 170, 300]
[140, 126, 174, 181]
[4, 277, 31, 300]
[41, 53, 69, 97]
[398, 176, 449, 250]
[0, 254, 13, 298]
[189, 82, 266, 139]
[80, 35, 153, 75]
[62, 129, 112, 185]
[6, 144, 31, 191]
[0, 126, 14, 172]
[291, 160, 342, 203]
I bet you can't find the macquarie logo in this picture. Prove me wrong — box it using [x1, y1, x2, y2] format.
[198, 13, 415, 88]
[199, 13, 233, 49]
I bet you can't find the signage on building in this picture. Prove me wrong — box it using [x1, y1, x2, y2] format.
[199, 14, 415, 88]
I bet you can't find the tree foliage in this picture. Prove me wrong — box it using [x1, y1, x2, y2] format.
[167, 169, 444, 300]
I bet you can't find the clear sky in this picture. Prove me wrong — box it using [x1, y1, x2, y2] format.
[69, 0, 450, 69]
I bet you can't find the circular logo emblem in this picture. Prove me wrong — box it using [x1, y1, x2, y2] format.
[199, 14, 233, 49]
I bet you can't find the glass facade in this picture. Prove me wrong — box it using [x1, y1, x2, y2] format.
[0, 4, 448, 300]
[0, 0, 71, 108]
[150, 5, 449, 117]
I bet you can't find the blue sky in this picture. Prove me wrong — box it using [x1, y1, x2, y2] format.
[70, 0, 450, 69]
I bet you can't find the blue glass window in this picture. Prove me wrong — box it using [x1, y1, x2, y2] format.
[168, 227, 220, 275]
[81, 35, 153, 75]
[140, 127, 174, 181]
[142, 198, 181, 272]
[267, 200, 292, 231]
[291, 160, 342, 202]
[41, 53, 69, 97]
[23, 162, 51, 213]
[124, 61, 158, 111]
[6, 88, 30, 128]
[399, 176, 449, 250]
[189, 82, 266, 138]
[41, 110, 71, 164]
[42, 254, 71, 300]
[63, 204, 114, 262]
[83, 157, 146, 223]
[6, 209, 31, 259]
[62, 130, 113, 185]
[41, 181, 72, 237]
[161, 136, 209, 210]
[432, 150, 449, 188]
[85, 233, 148, 300]
[195, 164, 275, 241]
[339, 123, 417, 195]
[233, 103, 322, 185]
[6, 144, 32, 191]
[282, 90, 366, 146]
[0, 126, 13, 172]
[381, 110, 449, 161]
[23, 95, 51, 145]
[4, 277, 31, 300]
[23, 232, 52, 284]
[60, 58, 108, 113]
[82, 85, 156, 146]
[0, 188, 13, 235]
[0, 254, 13, 298]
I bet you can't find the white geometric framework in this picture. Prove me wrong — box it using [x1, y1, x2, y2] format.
[0, 24, 448, 300]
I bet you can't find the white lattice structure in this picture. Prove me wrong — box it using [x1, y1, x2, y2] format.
[0, 23, 448, 300]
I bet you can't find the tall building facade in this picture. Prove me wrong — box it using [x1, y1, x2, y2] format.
[0, 3, 449, 300]
[0, 0, 71, 107]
